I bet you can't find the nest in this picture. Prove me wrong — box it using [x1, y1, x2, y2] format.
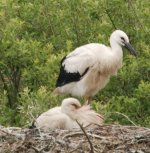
[0, 125, 150, 153]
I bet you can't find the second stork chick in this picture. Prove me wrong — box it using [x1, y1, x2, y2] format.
[35, 98, 103, 130]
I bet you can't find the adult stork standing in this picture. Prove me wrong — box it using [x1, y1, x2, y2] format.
[35, 98, 103, 130]
[54, 30, 137, 104]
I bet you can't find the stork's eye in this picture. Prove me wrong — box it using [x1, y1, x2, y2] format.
[120, 37, 125, 41]
[71, 103, 80, 109]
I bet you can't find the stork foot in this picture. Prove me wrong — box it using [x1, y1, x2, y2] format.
[83, 96, 93, 105]
[83, 96, 88, 105]
[88, 96, 93, 105]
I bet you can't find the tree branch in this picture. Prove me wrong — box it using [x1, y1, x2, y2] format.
[105, 9, 117, 30]
[76, 120, 94, 153]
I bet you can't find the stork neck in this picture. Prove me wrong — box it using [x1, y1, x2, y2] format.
[61, 108, 77, 120]
[110, 42, 123, 58]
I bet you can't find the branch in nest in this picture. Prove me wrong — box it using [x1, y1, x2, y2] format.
[0, 128, 24, 140]
[76, 120, 94, 153]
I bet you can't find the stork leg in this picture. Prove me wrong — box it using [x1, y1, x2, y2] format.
[83, 96, 88, 105]
[88, 96, 93, 105]
[83, 96, 93, 105]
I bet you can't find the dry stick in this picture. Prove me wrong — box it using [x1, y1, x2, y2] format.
[70, 2, 81, 46]
[31, 146, 41, 153]
[0, 128, 15, 136]
[42, 0, 55, 36]
[129, 2, 147, 33]
[69, 147, 80, 153]
[29, 112, 44, 140]
[63, 131, 106, 141]
[105, 9, 117, 30]
[114, 112, 137, 126]
[31, 142, 53, 153]
[76, 120, 94, 153]
[63, 132, 85, 139]
[0, 128, 24, 140]
[69, 140, 86, 153]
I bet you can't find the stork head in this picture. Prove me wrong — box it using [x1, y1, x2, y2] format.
[110, 30, 137, 56]
[61, 98, 81, 119]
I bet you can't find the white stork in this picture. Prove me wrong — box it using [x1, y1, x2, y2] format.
[35, 98, 103, 130]
[54, 30, 136, 104]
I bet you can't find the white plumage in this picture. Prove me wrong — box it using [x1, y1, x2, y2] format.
[54, 30, 136, 104]
[35, 98, 103, 130]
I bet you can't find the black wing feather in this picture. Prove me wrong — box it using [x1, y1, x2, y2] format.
[56, 56, 89, 87]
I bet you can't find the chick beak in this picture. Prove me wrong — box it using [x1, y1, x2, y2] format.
[124, 42, 137, 56]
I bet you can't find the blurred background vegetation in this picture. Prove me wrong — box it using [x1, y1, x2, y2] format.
[0, 0, 149, 127]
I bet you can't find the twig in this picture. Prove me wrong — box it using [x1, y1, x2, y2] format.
[76, 120, 94, 153]
[31, 141, 54, 153]
[69, 2, 81, 46]
[69, 147, 79, 153]
[69, 139, 86, 153]
[29, 112, 44, 140]
[0, 128, 24, 140]
[63, 131, 107, 141]
[87, 133, 107, 140]
[42, 0, 55, 36]
[114, 112, 137, 126]
[105, 9, 117, 30]
[31, 146, 41, 153]
[129, 2, 147, 33]
[63, 132, 85, 139]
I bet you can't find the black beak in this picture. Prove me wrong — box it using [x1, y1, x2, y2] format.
[124, 42, 137, 56]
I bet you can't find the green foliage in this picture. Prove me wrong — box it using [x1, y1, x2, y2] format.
[104, 81, 150, 126]
[0, 0, 149, 127]
[18, 86, 64, 127]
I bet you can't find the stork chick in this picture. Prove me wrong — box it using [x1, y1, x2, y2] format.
[54, 30, 137, 104]
[35, 98, 103, 130]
